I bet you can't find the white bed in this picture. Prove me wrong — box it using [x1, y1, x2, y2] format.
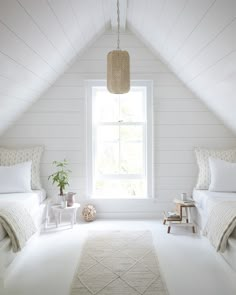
[192, 189, 236, 270]
[0, 189, 46, 241]
[0, 189, 47, 286]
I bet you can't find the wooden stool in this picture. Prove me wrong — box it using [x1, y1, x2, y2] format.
[163, 200, 196, 234]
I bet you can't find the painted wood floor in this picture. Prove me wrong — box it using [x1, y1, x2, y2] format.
[1, 220, 236, 295]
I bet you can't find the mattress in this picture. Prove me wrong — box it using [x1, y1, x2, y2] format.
[193, 190, 236, 210]
[193, 190, 236, 228]
[0, 189, 46, 241]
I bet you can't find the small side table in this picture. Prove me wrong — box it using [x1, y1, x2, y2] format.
[163, 199, 196, 234]
[51, 203, 80, 228]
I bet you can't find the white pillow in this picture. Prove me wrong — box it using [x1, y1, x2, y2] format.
[0, 162, 32, 193]
[209, 158, 236, 192]
[0, 146, 44, 189]
[195, 147, 236, 190]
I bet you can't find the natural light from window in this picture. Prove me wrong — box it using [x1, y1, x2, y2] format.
[87, 81, 152, 199]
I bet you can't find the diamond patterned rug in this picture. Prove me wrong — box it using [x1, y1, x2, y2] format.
[70, 231, 169, 295]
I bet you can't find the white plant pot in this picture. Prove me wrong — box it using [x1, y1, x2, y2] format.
[58, 193, 67, 207]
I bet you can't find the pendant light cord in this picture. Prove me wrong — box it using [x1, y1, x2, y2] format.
[117, 0, 120, 50]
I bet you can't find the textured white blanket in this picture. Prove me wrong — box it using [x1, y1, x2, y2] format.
[203, 201, 236, 252]
[0, 203, 37, 252]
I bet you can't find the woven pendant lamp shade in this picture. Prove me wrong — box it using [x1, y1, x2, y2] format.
[107, 50, 130, 94]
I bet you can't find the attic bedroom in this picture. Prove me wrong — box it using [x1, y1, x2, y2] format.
[0, 0, 235, 294]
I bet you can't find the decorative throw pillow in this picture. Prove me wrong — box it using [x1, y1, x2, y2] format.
[209, 157, 236, 192]
[195, 147, 236, 190]
[0, 162, 32, 193]
[0, 146, 44, 190]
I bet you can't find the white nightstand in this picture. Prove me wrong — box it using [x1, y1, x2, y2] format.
[47, 203, 80, 228]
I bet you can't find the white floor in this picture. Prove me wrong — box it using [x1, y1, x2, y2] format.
[1, 220, 236, 295]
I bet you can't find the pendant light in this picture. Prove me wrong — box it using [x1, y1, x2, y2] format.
[107, 0, 130, 94]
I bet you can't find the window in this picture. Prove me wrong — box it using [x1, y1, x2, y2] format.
[87, 81, 152, 199]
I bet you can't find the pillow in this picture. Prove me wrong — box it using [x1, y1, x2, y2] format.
[0, 162, 32, 193]
[0, 146, 44, 189]
[195, 147, 236, 190]
[209, 157, 236, 192]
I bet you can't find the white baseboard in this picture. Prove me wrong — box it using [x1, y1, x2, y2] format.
[89, 211, 163, 219]
[77, 199, 169, 220]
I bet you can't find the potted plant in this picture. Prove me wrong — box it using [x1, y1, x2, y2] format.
[48, 159, 71, 205]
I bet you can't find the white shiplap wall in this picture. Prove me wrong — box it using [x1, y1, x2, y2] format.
[1, 30, 236, 217]
[0, 0, 112, 134]
[128, 0, 236, 132]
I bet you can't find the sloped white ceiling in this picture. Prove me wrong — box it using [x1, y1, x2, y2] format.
[127, 0, 236, 132]
[0, 0, 235, 134]
[0, 0, 111, 134]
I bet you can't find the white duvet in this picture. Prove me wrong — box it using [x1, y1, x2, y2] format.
[0, 190, 46, 241]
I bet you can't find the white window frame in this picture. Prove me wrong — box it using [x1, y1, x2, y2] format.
[86, 80, 153, 199]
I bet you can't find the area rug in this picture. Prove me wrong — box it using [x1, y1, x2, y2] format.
[70, 231, 169, 295]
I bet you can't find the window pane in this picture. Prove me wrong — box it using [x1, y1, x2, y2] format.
[97, 126, 119, 142]
[120, 143, 143, 174]
[120, 126, 143, 141]
[93, 87, 145, 123]
[94, 179, 146, 198]
[90, 83, 150, 199]
[96, 143, 119, 174]
[94, 89, 119, 122]
[120, 90, 145, 122]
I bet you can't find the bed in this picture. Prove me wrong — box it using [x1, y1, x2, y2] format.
[192, 189, 236, 270]
[0, 189, 47, 286]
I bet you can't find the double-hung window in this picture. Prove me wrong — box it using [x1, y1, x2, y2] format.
[87, 81, 152, 199]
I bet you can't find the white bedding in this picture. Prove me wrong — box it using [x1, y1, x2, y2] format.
[193, 189, 236, 270]
[0, 189, 46, 241]
[193, 189, 236, 237]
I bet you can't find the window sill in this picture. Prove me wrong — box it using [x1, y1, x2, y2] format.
[90, 195, 149, 200]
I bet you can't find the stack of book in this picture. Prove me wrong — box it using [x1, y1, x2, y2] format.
[167, 211, 179, 217]
[164, 211, 181, 220]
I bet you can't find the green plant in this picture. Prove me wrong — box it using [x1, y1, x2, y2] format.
[48, 159, 71, 196]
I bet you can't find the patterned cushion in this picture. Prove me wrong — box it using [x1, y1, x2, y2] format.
[0, 146, 44, 190]
[195, 147, 236, 190]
